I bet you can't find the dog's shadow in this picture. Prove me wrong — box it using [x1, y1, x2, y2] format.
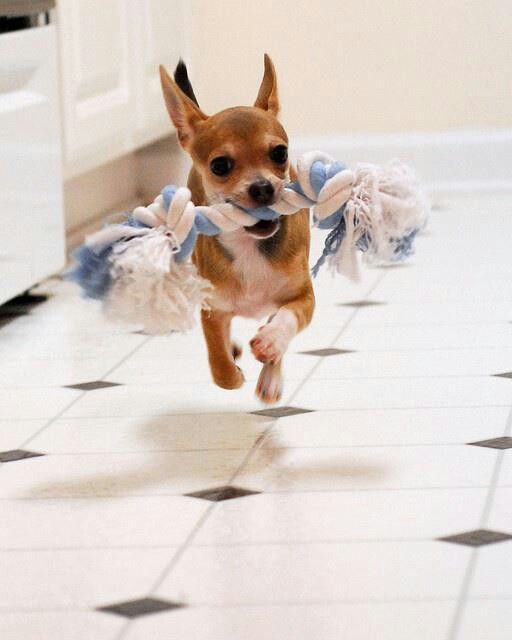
[27, 411, 387, 498]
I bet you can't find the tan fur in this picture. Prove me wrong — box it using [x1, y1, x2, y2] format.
[160, 55, 315, 403]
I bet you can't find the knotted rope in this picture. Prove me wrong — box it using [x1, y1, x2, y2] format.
[68, 151, 428, 334]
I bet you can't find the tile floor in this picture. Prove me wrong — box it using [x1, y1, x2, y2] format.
[0, 193, 511, 639]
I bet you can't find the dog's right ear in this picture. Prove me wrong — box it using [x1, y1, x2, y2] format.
[159, 64, 207, 149]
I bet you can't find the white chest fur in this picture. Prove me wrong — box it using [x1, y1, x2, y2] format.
[211, 229, 289, 319]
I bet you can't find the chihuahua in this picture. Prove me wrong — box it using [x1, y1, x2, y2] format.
[159, 55, 315, 404]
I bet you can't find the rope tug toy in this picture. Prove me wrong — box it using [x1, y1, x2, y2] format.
[68, 151, 429, 334]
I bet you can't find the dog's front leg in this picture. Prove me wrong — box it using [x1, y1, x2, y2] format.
[251, 286, 315, 403]
[201, 309, 245, 390]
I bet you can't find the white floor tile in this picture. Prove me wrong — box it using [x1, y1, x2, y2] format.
[457, 600, 512, 640]
[195, 488, 486, 545]
[114, 351, 315, 385]
[497, 456, 512, 487]
[291, 377, 512, 411]
[351, 300, 512, 326]
[157, 541, 468, 605]
[0, 357, 120, 388]
[260, 406, 510, 448]
[29, 413, 268, 454]
[0, 496, 206, 549]
[0, 332, 146, 361]
[63, 382, 285, 418]
[338, 323, 512, 351]
[0, 612, 122, 640]
[470, 544, 512, 598]
[0, 548, 171, 608]
[310, 348, 512, 379]
[0, 419, 47, 449]
[488, 488, 512, 531]
[0, 191, 511, 632]
[0, 387, 78, 419]
[125, 601, 453, 640]
[236, 445, 496, 492]
[0, 449, 248, 498]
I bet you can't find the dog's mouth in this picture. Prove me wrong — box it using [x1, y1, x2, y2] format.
[244, 217, 281, 239]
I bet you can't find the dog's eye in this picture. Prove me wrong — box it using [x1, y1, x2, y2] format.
[210, 156, 233, 176]
[270, 145, 288, 165]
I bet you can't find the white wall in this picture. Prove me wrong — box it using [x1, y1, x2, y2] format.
[189, 0, 512, 136]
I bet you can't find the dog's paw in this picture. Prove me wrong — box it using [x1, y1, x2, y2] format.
[250, 323, 289, 364]
[212, 364, 245, 390]
[256, 363, 283, 404]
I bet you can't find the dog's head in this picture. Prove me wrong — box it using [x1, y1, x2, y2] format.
[159, 55, 289, 239]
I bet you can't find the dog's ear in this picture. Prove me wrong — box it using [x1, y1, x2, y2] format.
[174, 59, 200, 107]
[159, 64, 207, 149]
[254, 54, 279, 115]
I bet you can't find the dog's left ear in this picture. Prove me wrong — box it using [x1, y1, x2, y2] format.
[254, 54, 279, 115]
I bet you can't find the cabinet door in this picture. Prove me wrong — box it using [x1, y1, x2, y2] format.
[133, 0, 186, 146]
[57, 0, 134, 176]
[0, 25, 65, 304]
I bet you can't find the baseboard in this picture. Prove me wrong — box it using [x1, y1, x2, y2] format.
[64, 134, 190, 245]
[290, 129, 512, 194]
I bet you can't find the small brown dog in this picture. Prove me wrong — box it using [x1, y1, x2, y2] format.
[159, 55, 315, 404]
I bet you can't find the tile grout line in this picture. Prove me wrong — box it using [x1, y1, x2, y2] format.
[0, 483, 502, 502]
[446, 398, 512, 640]
[112, 273, 387, 640]
[17, 337, 153, 450]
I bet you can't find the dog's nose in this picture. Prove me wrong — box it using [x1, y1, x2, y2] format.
[248, 179, 275, 206]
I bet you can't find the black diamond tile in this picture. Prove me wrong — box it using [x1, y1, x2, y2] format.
[0, 449, 44, 463]
[338, 300, 385, 308]
[438, 529, 512, 547]
[185, 485, 260, 502]
[494, 372, 512, 379]
[251, 406, 314, 418]
[0, 292, 49, 316]
[64, 381, 122, 391]
[98, 597, 184, 618]
[468, 437, 512, 450]
[300, 348, 353, 357]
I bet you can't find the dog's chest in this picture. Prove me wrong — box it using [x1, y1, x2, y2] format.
[212, 230, 289, 318]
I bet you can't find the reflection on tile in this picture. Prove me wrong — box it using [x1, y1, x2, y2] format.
[98, 597, 184, 618]
[236, 445, 496, 492]
[29, 413, 267, 454]
[0, 449, 249, 498]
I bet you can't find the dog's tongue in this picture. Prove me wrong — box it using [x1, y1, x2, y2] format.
[244, 218, 280, 238]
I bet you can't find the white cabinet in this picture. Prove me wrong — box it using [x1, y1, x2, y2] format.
[0, 24, 65, 305]
[57, 0, 187, 178]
